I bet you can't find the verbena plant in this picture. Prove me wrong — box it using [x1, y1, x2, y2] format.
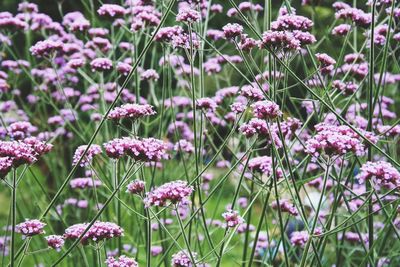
[0, 0, 399, 266]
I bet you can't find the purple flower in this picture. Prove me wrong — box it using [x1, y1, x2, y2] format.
[45, 235, 65, 251]
[174, 139, 194, 154]
[357, 161, 400, 189]
[30, 40, 63, 57]
[126, 179, 145, 194]
[72, 144, 102, 167]
[7, 121, 37, 140]
[140, 69, 159, 81]
[261, 30, 301, 50]
[251, 100, 282, 119]
[64, 221, 124, 243]
[240, 84, 265, 101]
[305, 123, 377, 158]
[290, 231, 308, 247]
[151, 245, 163, 256]
[90, 58, 113, 72]
[144, 180, 193, 207]
[103, 137, 168, 162]
[176, 8, 200, 23]
[271, 14, 313, 31]
[0, 140, 38, 167]
[196, 97, 217, 111]
[332, 24, 351, 36]
[335, 7, 372, 27]
[271, 199, 298, 216]
[222, 209, 244, 228]
[171, 250, 199, 267]
[222, 23, 243, 39]
[98, 4, 126, 17]
[248, 156, 283, 178]
[108, 103, 156, 120]
[70, 177, 102, 189]
[0, 157, 13, 178]
[105, 255, 138, 267]
[16, 219, 46, 236]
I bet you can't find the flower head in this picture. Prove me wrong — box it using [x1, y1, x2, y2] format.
[16, 219, 46, 236]
[144, 180, 193, 207]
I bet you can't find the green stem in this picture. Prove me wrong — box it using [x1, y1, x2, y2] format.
[10, 169, 17, 267]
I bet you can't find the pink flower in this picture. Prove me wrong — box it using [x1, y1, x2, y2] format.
[16, 219, 46, 236]
[240, 84, 265, 101]
[196, 97, 217, 111]
[305, 123, 377, 158]
[0, 157, 13, 177]
[126, 179, 145, 194]
[271, 199, 298, 216]
[290, 231, 308, 247]
[64, 221, 124, 243]
[248, 156, 283, 178]
[335, 7, 372, 27]
[90, 58, 113, 71]
[251, 100, 282, 119]
[176, 8, 200, 23]
[105, 255, 138, 267]
[332, 24, 351, 36]
[144, 180, 193, 207]
[45, 235, 65, 251]
[261, 30, 301, 50]
[70, 177, 102, 189]
[222, 23, 243, 39]
[72, 144, 102, 167]
[103, 137, 168, 161]
[171, 250, 194, 267]
[30, 40, 63, 57]
[174, 140, 195, 154]
[140, 69, 159, 81]
[108, 103, 156, 120]
[357, 161, 400, 189]
[222, 209, 244, 228]
[97, 4, 126, 17]
[271, 14, 313, 31]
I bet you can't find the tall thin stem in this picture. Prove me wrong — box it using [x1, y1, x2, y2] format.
[299, 162, 331, 267]
[10, 168, 17, 267]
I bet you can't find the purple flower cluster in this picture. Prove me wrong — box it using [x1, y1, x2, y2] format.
[248, 156, 283, 178]
[105, 255, 138, 267]
[108, 103, 156, 120]
[271, 199, 298, 216]
[30, 39, 63, 57]
[171, 250, 205, 267]
[45, 235, 65, 251]
[357, 161, 400, 189]
[176, 8, 200, 23]
[222, 23, 243, 39]
[335, 7, 372, 27]
[103, 137, 168, 161]
[222, 209, 244, 228]
[70, 177, 102, 189]
[290, 231, 309, 247]
[0, 138, 52, 176]
[305, 123, 377, 158]
[97, 4, 126, 17]
[126, 179, 145, 195]
[72, 144, 102, 167]
[15, 219, 46, 236]
[64, 221, 124, 243]
[144, 180, 193, 207]
[239, 119, 283, 148]
[332, 24, 352, 36]
[251, 100, 282, 119]
[90, 58, 113, 72]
